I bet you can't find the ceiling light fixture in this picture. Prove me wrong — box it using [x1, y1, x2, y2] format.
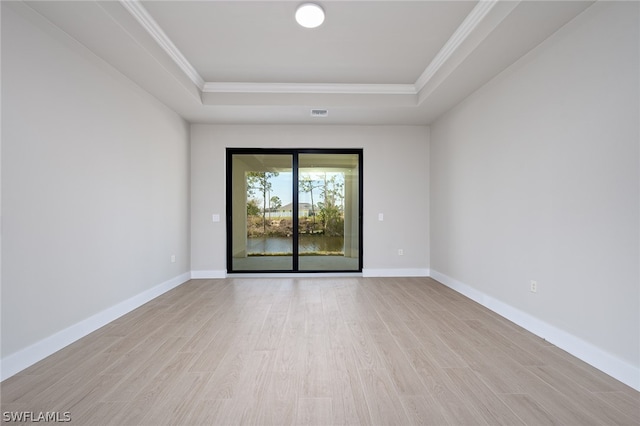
[295, 3, 325, 29]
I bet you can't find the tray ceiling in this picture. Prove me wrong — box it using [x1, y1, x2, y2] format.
[19, 0, 594, 125]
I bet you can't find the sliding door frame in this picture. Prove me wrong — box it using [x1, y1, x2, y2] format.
[226, 147, 363, 274]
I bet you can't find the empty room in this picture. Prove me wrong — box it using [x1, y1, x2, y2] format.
[1, 0, 638, 425]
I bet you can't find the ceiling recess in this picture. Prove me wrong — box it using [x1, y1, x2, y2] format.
[25, 0, 595, 124]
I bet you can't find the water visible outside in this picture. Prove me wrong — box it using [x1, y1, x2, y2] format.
[247, 235, 344, 255]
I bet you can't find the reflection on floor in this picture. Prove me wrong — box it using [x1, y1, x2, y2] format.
[232, 255, 359, 271]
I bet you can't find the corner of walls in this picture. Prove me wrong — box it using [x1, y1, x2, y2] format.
[191, 270, 227, 279]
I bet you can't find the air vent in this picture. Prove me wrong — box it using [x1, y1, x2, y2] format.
[310, 109, 328, 117]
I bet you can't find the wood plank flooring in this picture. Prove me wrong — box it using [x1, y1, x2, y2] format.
[2, 277, 638, 425]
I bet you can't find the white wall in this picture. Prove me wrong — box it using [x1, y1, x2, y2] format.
[430, 2, 639, 388]
[1, 3, 191, 376]
[190, 124, 429, 277]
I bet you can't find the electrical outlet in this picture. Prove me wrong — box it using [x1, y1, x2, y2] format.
[398, 249, 404, 256]
[530, 280, 537, 293]
[171, 254, 176, 263]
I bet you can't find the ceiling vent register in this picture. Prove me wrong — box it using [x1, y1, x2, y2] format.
[310, 109, 329, 117]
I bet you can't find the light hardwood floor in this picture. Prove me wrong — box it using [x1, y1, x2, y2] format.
[2, 277, 638, 425]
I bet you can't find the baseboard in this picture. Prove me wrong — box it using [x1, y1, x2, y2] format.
[191, 270, 226, 279]
[193, 268, 432, 279]
[0, 272, 191, 381]
[193, 269, 432, 278]
[363, 268, 430, 277]
[429, 270, 640, 391]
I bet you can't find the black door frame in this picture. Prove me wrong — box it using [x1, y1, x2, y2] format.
[226, 148, 363, 273]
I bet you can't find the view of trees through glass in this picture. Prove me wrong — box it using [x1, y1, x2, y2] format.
[246, 170, 346, 256]
[228, 150, 361, 272]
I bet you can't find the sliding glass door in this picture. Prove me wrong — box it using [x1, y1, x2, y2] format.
[298, 153, 360, 271]
[228, 152, 294, 271]
[227, 149, 362, 273]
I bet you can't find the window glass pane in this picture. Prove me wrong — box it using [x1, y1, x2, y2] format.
[298, 153, 360, 271]
[230, 154, 293, 271]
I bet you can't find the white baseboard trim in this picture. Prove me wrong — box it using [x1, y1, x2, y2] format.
[429, 270, 640, 391]
[191, 270, 226, 279]
[0, 272, 191, 381]
[192, 269, 431, 279]
[363, 268, 430, 277]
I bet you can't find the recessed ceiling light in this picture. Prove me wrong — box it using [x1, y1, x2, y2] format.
[295, 3, 325, 29]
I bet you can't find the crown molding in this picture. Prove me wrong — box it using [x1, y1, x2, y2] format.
[119, 0, 205, 90]
[414, 0, 499, 92]
[203, 82, 417, 95]
[121, 0, 502, 100]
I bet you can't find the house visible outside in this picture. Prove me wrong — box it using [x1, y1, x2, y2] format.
[271, 202, 314, 218]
